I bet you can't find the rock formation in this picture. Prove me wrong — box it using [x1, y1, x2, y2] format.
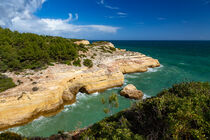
[120, 84, 144, 99]
[74, 40, 90, 45]
[0, 41, 160, 131]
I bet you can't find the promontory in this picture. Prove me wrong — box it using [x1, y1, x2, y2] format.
[0, 38, 160, 130]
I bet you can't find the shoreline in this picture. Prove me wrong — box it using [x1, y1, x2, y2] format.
[0, 42, 160, 131]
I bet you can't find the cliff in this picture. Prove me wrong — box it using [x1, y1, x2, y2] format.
[0, 42, 160, 130]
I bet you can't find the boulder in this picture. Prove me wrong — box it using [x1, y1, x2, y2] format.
[120, 84, 143, 99]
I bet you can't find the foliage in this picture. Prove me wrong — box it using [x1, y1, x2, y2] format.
[0, 132, 23, 140]
[83, 59, 93, 68]
[0, 74, 16, 92]
[80, 82, 210, 139]
[73, 59, 81, 67]
[98, 46, 116, 54]
[0, 27, 87, 72]
[32, 87, 39, 92]
[101, 93, 119, 115]
[69, 39, 83, 42]
[1, 82, 209, 140]
[92, 41, 109, 45]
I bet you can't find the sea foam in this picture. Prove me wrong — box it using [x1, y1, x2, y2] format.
[147, 64, 164, 73]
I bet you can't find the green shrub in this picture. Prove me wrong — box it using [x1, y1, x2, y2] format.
[0, 27, 87, 72]
[0, 74, 16, 92]
[92, 41, 109, 45]
[83, 59, 93, 68]
[0, 132, 22, 140]
[80, 82, 210, 139]
[32, 87, 39, 92]
[73, 59, 81, 67]
[109, 47, 116, 51]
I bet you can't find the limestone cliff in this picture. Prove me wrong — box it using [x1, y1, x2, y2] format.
[0, 42, 160, 131]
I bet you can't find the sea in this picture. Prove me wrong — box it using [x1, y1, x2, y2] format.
[6, 41, 210, 137]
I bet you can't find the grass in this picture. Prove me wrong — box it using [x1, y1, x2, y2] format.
[0, 74, 16, 92]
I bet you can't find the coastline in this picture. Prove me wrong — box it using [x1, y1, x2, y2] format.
[0, 42, 160, 131]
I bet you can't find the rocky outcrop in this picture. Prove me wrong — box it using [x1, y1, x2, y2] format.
[104, 42, 115, 48]
[112, 56, 160, 74]
[0, 41, 160, 131]
[74, 40, 90, 45]
[120, 84, 144, 99]
[0, 67, 124, 130]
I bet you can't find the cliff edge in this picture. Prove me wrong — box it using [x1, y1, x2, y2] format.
[0, 41, 160, 130]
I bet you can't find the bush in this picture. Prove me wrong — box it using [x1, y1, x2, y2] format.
[32, 87, 39, 91]
[83, 59, 93, 68]
[0, 132, 22, 140]
[0, 74, 16, 92]
[80, 82, 210, 139]
[0, 27, 87, 72]
[73, 59, 81, 67]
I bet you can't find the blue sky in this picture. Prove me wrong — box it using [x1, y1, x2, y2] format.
[0, 0, 210, 40]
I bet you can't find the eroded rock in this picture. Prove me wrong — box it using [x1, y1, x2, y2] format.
[0, 41, 160, 130]
[120, 84, 144, 100]
[74, 40, 90, 45]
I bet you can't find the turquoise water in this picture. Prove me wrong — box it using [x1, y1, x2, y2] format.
[8, 41, 210, 137]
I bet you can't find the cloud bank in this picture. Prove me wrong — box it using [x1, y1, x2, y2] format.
[0, 0, 119, 38]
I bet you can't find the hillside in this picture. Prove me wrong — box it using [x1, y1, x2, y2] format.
[0, 27, 86, 72]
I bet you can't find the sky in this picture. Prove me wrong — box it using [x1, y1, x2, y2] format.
[0, 0, 210, 40]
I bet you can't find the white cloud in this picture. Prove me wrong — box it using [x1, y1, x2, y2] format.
[105, 12, 128, 19]
[117, 12, 127, 16]
[105, 5, 119, 10]
[97, 0, 119, 10]
[0, 0, 119, 38]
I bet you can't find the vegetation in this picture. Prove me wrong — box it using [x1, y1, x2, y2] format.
[1, 82, 209, 139]
[0, 27, 88, 72]
[101, 93, 119, 115]
[83, 59, 93, 68]
[0, 132, 22, 140]
[98, 46, 116, 54]
[80, 82, 210, 139]
[92, 41, 109, 45]
[73, 59, 81, 67]
[32, 87, 39, 92]
[0, 74, 16, 92]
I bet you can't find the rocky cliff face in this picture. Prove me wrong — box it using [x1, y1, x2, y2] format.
[0, 42, 160, 131]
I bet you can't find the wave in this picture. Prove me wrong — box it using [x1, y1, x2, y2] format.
[76, 92, 88, 100]
[107, 86, 122, 91]
[124, 74, 139, 79]
[143, 93, 151, 99]
[179, 62, 186, 65]
[147, 64, 164, 73]
[33, 116, 45, 122]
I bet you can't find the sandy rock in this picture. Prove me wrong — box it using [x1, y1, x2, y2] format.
[120, 84, 144, 99]
[0, 41, 160, 130]
[104, 42, 115, 48]
[74, 40, 90, 45]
